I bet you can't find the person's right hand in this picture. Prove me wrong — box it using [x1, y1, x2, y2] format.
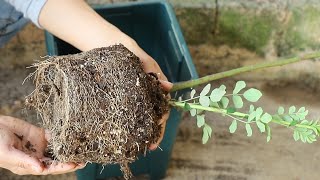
[39, 0, 173, 151]
[0, 115, 84, 175]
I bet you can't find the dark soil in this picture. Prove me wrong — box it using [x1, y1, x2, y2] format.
[25, 44, 169, 179]
[24, 141, 37, 153]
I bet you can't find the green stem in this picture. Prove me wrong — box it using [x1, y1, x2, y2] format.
[171, 51, 320, 92]
[171, 101, 316, 131]
[171, 101, 246, 117]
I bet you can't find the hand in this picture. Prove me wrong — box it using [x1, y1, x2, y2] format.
[0, 115, 84, 175]
[39, 0, 172, 150]
[119, 38, 173, 150]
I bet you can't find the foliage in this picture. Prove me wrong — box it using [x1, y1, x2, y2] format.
[172, 81, 320, 144]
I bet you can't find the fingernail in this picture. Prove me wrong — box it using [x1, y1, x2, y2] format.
[149, 144, 157, 151]
[159, 80, 173, 91]
[159, 80, 172, 85]
[44, 129, 51, 141]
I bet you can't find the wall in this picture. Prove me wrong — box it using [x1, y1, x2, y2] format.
[1, 0, 320, 90]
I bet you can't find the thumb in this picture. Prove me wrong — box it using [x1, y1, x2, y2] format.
[159, 80, 173, 92]
[10, 148, 43, 173]
[44, 129, 51, 141]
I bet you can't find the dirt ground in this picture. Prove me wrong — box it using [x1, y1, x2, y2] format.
[1, 44, 320, 180]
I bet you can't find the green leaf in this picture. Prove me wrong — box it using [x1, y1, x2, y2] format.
[255, 107, 263, 120]
[306, 136, 314, 143]
[296, 114, 305, 120]
[297, 107, 308, 120]
[199, 96, 210, 107]
[300, 133, 307, 143]
[261, 113, 272, 123]
[210, 101, 220, 108]
[190, 89, 196, 98]
[232, 95, 244, 108]
[243, 88, 262, 102]
[289, 106, 296, 114]
[210, 88, 226, 102]
[298, 107, 305, 113]
[306, 130, 313, 136]
[289, 120, 298, 127]
[204, 124, 213, 137]
[283, 115, 293, 122]
[308, 134, 316, 143]
[256, 121, 266, 133]
[293, 130, 299, 141]
[202, 127, 210, 144]
[197, 109, 204, 115]
[290, 114, 300, 121]
[245, 124, 253, 137]
[248, 111, 256, 122]
[278, 106, 284, 115]
[300, 120, 310, 125]
[200, 84, 211, 96]
[229, 120, 237, 133]
[219, 85, 226, 91]
[197, 115, 205, 128]
[266, 125, 271, 142]
[267, 136, 271, 142]
[227, 107, 236, 114]
[221, 97, 229, 109]
[233, 81, 246, 94]
[183, 103, 191, 111]
[296, 127, 308, 133]
[249, 105, 255, 113]
[190, 109, 196, 116]
[272, 115, 282, 121]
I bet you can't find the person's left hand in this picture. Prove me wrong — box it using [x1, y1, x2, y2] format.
[0, 115, 84, 175]
[118, 37, 173, 150]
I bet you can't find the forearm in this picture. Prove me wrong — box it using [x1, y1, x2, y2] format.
[39, 0, 129, 51]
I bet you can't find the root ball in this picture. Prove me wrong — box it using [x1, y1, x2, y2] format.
[26, 44, 169, 178]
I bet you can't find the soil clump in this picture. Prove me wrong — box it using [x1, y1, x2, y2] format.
[26, 44, 169, 179]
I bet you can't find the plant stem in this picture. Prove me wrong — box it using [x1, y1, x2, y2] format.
[171, 101, 316, 131]
[171, 51, 320, 92]
[171, 101, 246, 117]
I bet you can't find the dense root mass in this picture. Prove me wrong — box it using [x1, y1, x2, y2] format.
[26, 44, 169, 179]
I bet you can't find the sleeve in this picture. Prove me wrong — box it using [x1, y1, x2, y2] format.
[4, 0, 47, 28]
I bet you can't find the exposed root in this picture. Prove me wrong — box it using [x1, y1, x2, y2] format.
[26, 44, 169, 179]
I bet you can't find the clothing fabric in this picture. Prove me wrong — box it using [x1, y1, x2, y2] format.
[0, 0, 47, 47]
[4, 0, 47, 27]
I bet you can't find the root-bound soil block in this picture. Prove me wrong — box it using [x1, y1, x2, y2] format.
[26, 44, 169, 179]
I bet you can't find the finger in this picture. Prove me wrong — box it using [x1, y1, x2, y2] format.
[44, 129, 51, 141]
[75, 163, 86, 170]
[39, 161, 78, 175]
[159, 80, 173, 92]
[40, 157, 86, 174]
[0, 116, 45, 143]
[158, 110, 170, 125]
[121, 40, 169, 83]
[8, 148, 43, 174]
[0, 115, 38, 132]
[9, 166, 41, 175]
[51, 164, 85, 175]
[133, 48, 168, 81]
[51, 162, 86, 175]
[149, 120, 167, 151]
[141, 58, 163, 76]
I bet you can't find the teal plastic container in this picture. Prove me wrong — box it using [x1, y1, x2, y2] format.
[45, 0, 198, 179]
